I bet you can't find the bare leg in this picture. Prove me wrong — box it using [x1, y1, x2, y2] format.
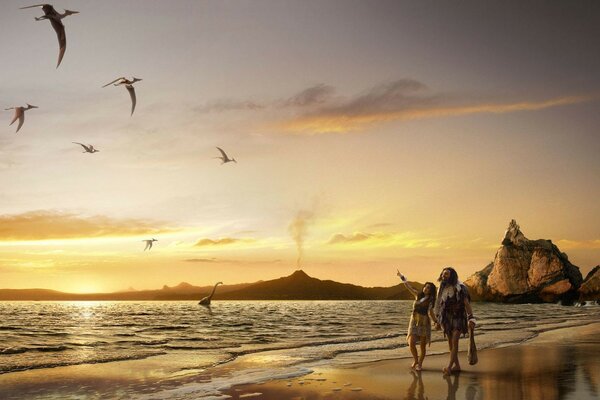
[408, 335, 418, 369]
[417, 336, 427, 370]
[444, 330, 461, 374]
[450, 330, 461, 372]
[444, 334, 453, 374]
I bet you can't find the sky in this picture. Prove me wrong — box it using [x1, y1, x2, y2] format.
[1, 0, 599, 293]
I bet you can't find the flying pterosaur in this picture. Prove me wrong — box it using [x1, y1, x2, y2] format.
[143, 238, 157, 251]
[215, 147, 236, 164]
[5, 104, 38, 133]
[102, 77, 142, 116]
[73, 142, 99, 153]
[20, 4, 79, 68]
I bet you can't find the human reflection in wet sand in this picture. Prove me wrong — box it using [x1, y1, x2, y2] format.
[405, 371, 479, 400]
[465, 375, 482, 400]
[443, 373, 459, 400]
[405, 370, 426, 400]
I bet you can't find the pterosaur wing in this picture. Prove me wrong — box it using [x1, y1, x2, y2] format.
[126, 85, 137, 115]
[216, 147, 228, 159]
[102, 77, 125, 88]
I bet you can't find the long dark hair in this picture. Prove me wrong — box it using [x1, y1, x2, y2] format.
[418, 282, 437, 305]
[437, 267, 458, 287]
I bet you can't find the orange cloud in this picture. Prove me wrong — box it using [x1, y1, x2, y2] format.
[280, 95, 593, 134]
[194, 238, 243, 247]
[328, 232, 375, 244]
[327, 231, 442, 249]
[555, 239, 600, 250]
[0, 210, 173, 241]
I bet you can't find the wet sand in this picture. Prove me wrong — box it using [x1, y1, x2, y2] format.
[0, 323, 598, 399]
[223, 323, 600, 400]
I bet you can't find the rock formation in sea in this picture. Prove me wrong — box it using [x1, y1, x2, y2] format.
[465, 220, 583, 303]
[578, 265, 600, 301]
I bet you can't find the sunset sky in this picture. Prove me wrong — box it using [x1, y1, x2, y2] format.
[1, 1, 599, 293]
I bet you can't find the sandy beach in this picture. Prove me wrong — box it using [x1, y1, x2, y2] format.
[222, 322, 600, 400]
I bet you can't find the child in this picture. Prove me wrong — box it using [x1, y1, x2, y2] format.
[398, 270, 438, 371]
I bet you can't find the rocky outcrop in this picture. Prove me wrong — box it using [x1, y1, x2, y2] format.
[465, 220, 583, 303]
[579, 265, 600, 300]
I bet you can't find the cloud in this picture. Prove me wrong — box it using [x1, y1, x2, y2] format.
[328, 232, 375, 244]
[0, 210, 173, 241]
[281, 84, 336, 107]
[184, 257, 281, 264]
[327, 231, 443, 249]
[192, 79, 595, 134]
[195, 99, 265, 113]
[184, 257, 219, 263]
[194, 237, 243, 247]
[276, 80, 595, 134]
[555, 239, 600, 250]
[194, 84, 335, 115]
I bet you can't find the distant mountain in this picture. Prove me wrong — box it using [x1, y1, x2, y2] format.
[0, 282, 253, 301]
[0, 271, 418, 301]
[217, 270, 418, 300]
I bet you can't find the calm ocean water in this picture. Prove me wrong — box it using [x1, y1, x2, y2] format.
[1, 301, 599, 398]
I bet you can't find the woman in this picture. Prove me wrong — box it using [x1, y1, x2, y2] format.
[398, 270, 438, 371]
[434, 266, 476, 375]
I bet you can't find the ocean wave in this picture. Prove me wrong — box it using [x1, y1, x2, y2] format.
[66, 341, 109, 347]
[137, 325, 190, 332]
[0, 351, 166, 375]
[229, 332, 403, 358]
[35, 345, 71, 352]
[0, 326, 22, 331]
[115, 339, 170, 346]
[0, 347, 27, 355]
[163, 344, 231, 350]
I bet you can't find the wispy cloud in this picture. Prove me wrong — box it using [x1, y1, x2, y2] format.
[184, 257, 281, 264]
[184, 257, 220, 263]
[281, 84, 336, 107]
[328, 232, 374, 244]
[555, 239, 600, 250]
[195, 99, 266, 113]
[327, 231, 443, 249]
[0, 210, 173, 241]
[276, 80, 595, 134]
[194, 79, 594, 135]
[194, 237, 247, 247]
[194, 83, 336, 114]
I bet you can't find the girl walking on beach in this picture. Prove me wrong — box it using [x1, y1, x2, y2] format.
[398, 270, 438, 371]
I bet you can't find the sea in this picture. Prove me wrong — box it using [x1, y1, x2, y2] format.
[0, 300, 599, 399]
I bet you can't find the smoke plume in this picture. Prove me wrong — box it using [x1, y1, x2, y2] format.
[288, 209, 315, 268]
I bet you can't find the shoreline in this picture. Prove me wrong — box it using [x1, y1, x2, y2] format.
[221, 322, 600, 400]
[0, 320, 598, 399]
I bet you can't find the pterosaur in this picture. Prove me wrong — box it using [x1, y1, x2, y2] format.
[4, 104, 38, 133]
[20, 4, 79, 68]
[73, 142, 99, 153]
[215, 147, 236, 164]
[102, 77, 142, 116]
[143, 238, 157, 251]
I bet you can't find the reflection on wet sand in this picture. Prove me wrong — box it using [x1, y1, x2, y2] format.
[229, 336, 599, 400]
[405, 371, 425, 400]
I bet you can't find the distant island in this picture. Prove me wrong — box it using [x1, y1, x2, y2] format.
[0, 270, 420, 301]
